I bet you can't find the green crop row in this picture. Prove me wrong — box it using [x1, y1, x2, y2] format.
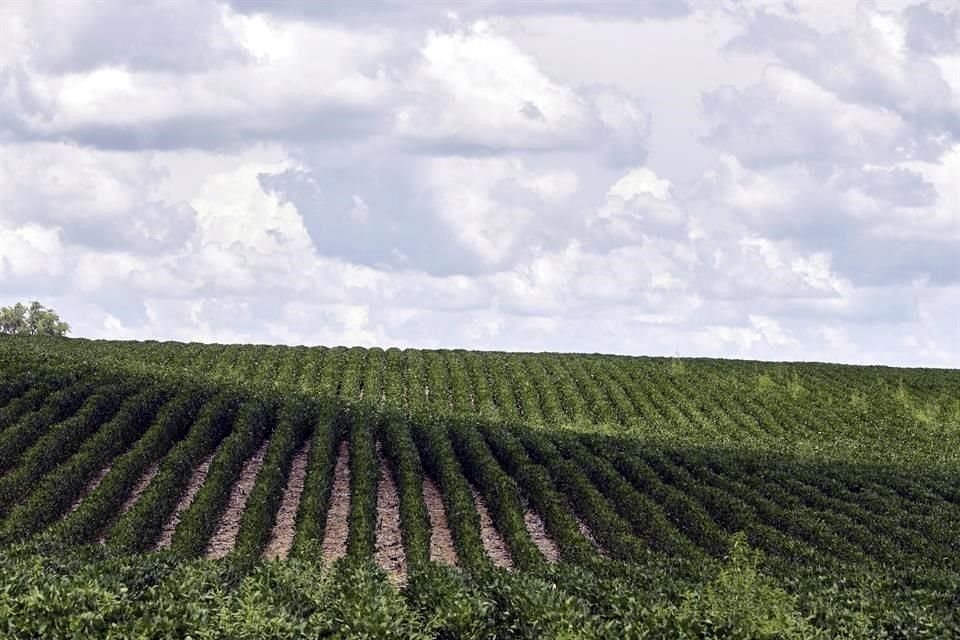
[289, 402, 343, 559]
[47, 386, 213, 545]
[170, 398, 275, 557]
[0, 384, 170, 544]
[108, 391, 242, 551]
[2, 538, 957, 639]
[0, 337, 957, 639]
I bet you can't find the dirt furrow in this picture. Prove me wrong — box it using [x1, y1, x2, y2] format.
[321, 440, 351, 565]
[120, 463, 159, 516]
[374, 443, 407, 585]
[96, 463, 159, 543]
[523, 506, 560, 563]
[67, 464, 113, 514]
[422, 476, 458, 566]
[576, 516, 607, 557]
[263, 441, 311, 560]
[205, 437, 271, 559]
[154, 452, 215, 550]
[470, 485, 513, 569]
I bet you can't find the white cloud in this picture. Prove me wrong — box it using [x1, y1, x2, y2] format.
[593, 167, 686, 245]
[725, 4, 958, 144]
[703, 66, 912, 167]
[426, 156, 579, 267]
[1, 6, 395, 150]
[0, 223, 65, 279]
[0, 0, 957, 367]
[0, 142, 197, 253]
[396, 22, 649, 162]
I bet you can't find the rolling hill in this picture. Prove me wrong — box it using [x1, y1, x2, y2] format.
[0, 337, 957, 638]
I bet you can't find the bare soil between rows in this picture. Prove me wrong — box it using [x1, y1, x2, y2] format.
[206, 437, 271, 559]
[470, 485, 513, 569]
[576, 516, 607, 556]
[95, 463, 160, 544]
[154, 452, 215, 550]
[422, 476, 458, 566]
[374, 443, 406, 585]
[523, 507, 560, 563]
[263, 441, 311, 560]
[67, 464, 112, 515]
[321, 440, 351, 564]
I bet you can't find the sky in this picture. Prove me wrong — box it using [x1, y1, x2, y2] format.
[0, 0, 958, 367]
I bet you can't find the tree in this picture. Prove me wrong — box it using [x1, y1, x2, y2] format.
[0, 302, 70, 337]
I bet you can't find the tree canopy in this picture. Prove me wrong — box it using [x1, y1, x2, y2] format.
[0, 301, 70, 337]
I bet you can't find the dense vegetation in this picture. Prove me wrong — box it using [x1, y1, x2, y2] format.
[0, 336, 957, 639]
[0, 301, 70, 336]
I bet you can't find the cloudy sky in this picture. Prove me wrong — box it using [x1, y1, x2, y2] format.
[1, 0, 958, 366]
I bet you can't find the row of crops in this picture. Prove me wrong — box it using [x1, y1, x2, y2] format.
[0, 337, 958, 638]
[11, 337, 959, 464]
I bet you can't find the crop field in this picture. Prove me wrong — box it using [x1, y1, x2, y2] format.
[0, 336, 958, 638]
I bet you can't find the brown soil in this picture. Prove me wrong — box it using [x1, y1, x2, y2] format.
[321, 440, 351, 565]
[374, 443, 407, 585]
[422, 476, 458, 566]
[68, 464, 112, 514]
[470, 485, 513, 569]
[155, 452, 215, 550]
[576, 516, 607, 557]
[263, 441, 311, 560]
[523, 506, 560, 563]
[96, 463, 159, 544]
[121, 463, 159, 515]
[205, 437, 271, 559]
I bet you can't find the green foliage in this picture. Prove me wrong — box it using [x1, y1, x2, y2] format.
[0, 338, 958, 638]
[233, 397, 316, 558]
[347, 409, 378, 559]
[48, 386, 213, 544]
[108, 392, 241, 551]
[449, 417, 544, 571]
[289, 403, 342, 559]
[0, 301, 69, 337]
[377, 413, 431, 567]
[170, 398, 275, 558]
[677, 533, 813, 638]
[0, 385, 170, 543]
[410, 418, 490, 572]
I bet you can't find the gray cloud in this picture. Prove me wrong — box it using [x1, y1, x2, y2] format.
[12, 0, 248, 73]
[723, 9, 959, 157]
[227, 0, 691, 25]
[257, 144, 600, 277]
[903, 2, 960, 55]
[1, 0, 957, 367]
[840, 166, 937, 208]
[257, 163, 478, 276]
[3, 106, 390, 153]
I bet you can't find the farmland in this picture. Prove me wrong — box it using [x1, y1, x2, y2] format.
[0, 336, 958, 638]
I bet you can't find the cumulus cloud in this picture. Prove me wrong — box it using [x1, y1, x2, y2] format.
[1, 10, 396, 150]
[703, 66, 916, 167]
[0, 142, 197, 253]
[723, 5, 959, 157]
[395, 23, 650, 163]
[591, 167, 686, 247]
[4, 0, 248, 73]
[0, 0, 957, 368]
